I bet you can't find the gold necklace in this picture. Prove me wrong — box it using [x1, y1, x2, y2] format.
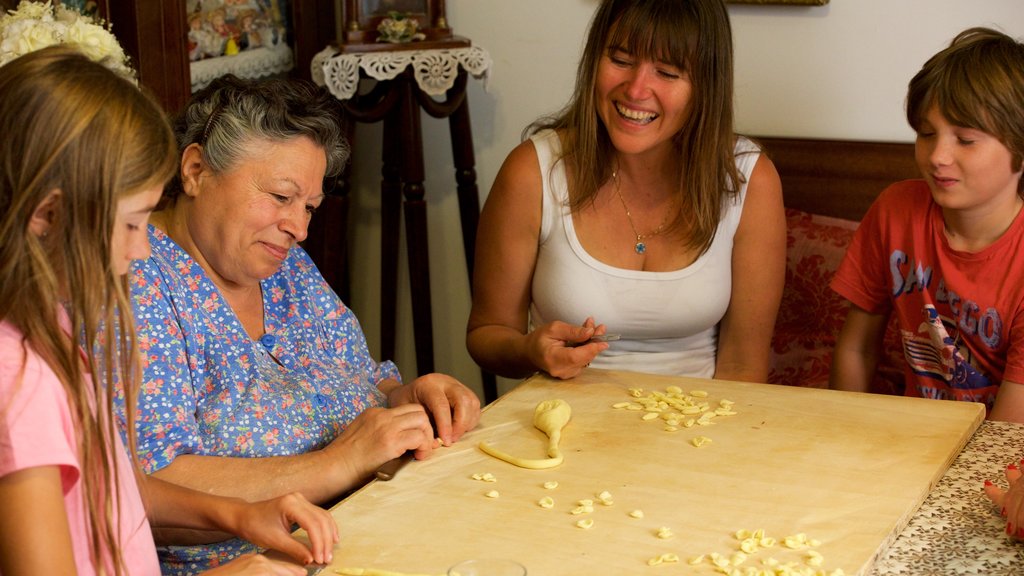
[611, 169, 673, 255]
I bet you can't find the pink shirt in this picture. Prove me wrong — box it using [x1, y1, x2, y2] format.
[0, 318, 160, 575]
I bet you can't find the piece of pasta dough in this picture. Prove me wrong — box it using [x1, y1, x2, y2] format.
[479, 399, 572, 469]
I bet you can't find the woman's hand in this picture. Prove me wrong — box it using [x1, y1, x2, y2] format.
[985, 461, 1024, 538]
[323, 404, 435, 481]
[387, 374, 482, 450]
[225, 492, 338, 566]
[523, 318, 609, 380]
[202, 553, 310, 575]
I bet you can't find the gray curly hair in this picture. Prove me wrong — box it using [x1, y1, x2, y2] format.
[166, 74, 349, 199]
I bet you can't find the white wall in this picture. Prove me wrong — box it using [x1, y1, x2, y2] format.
[342, 0, 1023, 400]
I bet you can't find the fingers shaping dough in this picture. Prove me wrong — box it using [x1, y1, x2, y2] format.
[479, 399, 572, 469]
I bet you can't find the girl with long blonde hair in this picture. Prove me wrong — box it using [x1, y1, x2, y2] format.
[0, 46, 337, 576]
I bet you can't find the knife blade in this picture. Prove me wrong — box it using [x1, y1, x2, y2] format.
[375, 450, 415, 481]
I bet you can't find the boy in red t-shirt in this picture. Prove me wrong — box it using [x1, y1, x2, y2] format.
[830, 28, 1024, 539]
[830, 27, 1024, 423]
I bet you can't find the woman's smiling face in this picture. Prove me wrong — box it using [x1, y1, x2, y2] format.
[595, 44, 693, 159]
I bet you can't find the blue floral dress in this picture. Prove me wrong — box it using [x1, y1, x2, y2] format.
[118, 225, 398, 575]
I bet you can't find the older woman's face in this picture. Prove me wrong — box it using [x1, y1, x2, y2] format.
[187, 136, 326, 288]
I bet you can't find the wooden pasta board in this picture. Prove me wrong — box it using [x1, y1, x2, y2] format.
[299, 369, 983, 576]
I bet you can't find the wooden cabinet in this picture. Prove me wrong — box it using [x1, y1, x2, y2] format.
[101, 0, 336, 113]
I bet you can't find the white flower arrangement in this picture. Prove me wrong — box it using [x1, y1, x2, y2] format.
[0, 1, 134, 79]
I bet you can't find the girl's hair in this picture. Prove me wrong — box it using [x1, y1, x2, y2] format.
[0, 46, 176, 574]
[907, 27, 1024, 194]
[529, 0, 741, 254]
[165, 74, 349, 202]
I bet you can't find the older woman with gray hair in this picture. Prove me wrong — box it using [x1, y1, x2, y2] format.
[118, 75, 481, 574]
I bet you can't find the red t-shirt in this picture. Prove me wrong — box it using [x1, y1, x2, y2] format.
[832, 179, 1024, 409]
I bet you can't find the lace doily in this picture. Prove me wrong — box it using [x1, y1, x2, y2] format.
[190, 43, 295, 92]
[312, 45, 491, 101]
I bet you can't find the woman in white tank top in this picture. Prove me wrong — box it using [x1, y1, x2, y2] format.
[467, 0, 786, 383]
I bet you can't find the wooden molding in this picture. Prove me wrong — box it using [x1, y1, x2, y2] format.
[754, 136, 918, 221]
[108, 0, 191, 113]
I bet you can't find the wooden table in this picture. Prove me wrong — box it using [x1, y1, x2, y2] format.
[297, 369, 986, 575]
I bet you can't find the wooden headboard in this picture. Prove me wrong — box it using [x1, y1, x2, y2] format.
[754, 136, 919, 222]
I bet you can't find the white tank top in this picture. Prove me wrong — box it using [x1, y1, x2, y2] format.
[528, 129, 760, 377]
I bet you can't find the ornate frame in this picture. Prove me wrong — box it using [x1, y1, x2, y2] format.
[104, 0, 333, 112]
[339, 0, 454, 46]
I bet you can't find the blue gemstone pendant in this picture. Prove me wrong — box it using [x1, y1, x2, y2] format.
[634, 241, 646, 254]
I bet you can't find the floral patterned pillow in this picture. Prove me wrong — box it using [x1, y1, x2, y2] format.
[768, 208, 904, 394]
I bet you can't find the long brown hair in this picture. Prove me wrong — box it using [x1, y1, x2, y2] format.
[0, 46, 176, 574]
[906, 27, 1024, 195]
[529, 0, 742, 254]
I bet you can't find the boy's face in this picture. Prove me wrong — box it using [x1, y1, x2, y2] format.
[915, 105, 1023, 214]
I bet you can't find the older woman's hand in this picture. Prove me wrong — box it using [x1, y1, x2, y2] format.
[324, 404, 435, 482]
[387, 374, 482, 451]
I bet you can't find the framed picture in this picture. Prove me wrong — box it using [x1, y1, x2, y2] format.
[727, 0, 828, 4]
[185, 0, 289, 62]
[184, 0, 296, 92]
[339, 0, 455, 46]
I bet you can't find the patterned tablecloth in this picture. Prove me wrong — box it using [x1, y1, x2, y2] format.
[871, 420, 1024, 575]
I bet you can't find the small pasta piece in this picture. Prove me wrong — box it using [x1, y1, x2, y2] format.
[485, 490, 499, 498]
[543, 481, 558, 490]
[570, 504, 594, 515]
[629, 509, 644, 519]
[739, 538, 758, 554]
[691, 436, 712, 448]
[538, 497, 555, 509]
[806, 550, 824, 567]
[575, 518, 594, 529]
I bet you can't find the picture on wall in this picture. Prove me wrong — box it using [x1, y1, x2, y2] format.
[186, 0, 295, 92]
[186, 0, 289, 61]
